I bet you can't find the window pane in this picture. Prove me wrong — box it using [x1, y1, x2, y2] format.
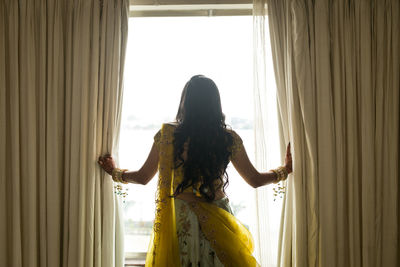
[119, 16, 257, 255]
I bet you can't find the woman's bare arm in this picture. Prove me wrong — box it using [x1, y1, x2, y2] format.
[121, 142, 159, 185]
[98, 142, 159, 185]
[231, 147, 277, 188]
[231, 143, 292, 188]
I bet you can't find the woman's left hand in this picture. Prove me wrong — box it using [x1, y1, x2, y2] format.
[285, 143, 293, 174]
[98, 154, 116, 175]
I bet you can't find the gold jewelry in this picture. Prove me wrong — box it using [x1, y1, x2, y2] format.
[271, 166, 288, 183]
[114, 184, 129, 203]
[112, 168, 129, 203]
[271, 166, 288, 201]
[112, 168, 128, 184]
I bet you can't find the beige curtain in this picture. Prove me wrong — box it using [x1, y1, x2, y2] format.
[254, 0, 400, 266]
[0, 1, 129, 266]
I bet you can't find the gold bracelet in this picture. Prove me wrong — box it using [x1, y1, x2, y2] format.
[271, 166, 288, 184]
[271, 166, 288, 201]
[112, 168, 128, 184]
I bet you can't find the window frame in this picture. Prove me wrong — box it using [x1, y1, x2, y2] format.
[129, 0, 252, 17]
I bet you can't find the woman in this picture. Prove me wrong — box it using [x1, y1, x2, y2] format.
[98, 75, 292, 267]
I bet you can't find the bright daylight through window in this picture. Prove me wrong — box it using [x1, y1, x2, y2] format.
[119, 16, 281, 262]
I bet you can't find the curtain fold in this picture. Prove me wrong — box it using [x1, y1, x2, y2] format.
[254, 0, 400, 266]
[0, 1, 129, 266]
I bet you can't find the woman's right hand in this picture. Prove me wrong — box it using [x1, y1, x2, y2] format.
[98, 153, 116, 175]
[285, 143, 293, 174]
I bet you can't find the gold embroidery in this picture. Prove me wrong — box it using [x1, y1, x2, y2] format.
[229, 130, 244, 159]
[188, 202, 230, 266]
[188, 200, 259, 267]
[146, 124, 181, 267]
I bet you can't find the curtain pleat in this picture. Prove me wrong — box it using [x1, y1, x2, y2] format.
[254, 0, 400, 266]
[0, 1, 129, 267]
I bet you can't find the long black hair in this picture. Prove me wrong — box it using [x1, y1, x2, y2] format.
[173, 75, 233, 201]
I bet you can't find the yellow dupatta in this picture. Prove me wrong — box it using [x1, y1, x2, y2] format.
[188, 201, 260, 267]
[146, 124, 180, 267]
[146, 124, 259, 267]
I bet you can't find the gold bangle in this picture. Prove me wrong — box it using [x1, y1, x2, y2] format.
[271, 166, 288, 201]
[271, 166, 288, 183]
[112, 168, 128, 184]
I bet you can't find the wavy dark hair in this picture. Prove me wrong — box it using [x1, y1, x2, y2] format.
[173, 75, 233, 201]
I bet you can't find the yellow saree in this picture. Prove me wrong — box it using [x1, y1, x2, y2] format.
[145, 124, 259, 267]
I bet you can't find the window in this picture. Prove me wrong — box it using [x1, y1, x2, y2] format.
[119, 6, 282, 266]
[119, 15, 256, 261]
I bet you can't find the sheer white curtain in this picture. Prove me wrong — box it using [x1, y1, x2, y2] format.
[253, 2, 284, 267]
[0, 1, 129, 266]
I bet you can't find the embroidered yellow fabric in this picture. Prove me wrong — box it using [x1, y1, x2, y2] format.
[146, 124, 180, 267]
[189, 201, 259, 267]
[146, 124, 259, 267]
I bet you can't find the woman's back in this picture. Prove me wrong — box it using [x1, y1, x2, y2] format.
[150, 122, 258, 267]
[154, 122, 244, 202]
